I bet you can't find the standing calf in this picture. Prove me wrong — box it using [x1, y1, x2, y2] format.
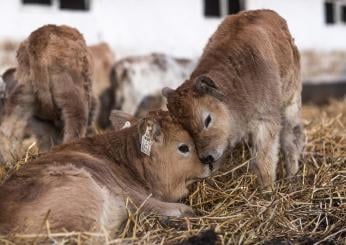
[163, 10, 305, 186]
[0, 25, 94, 162]
[0, 111, 211, 234]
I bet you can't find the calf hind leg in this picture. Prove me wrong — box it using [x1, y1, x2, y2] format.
[52, 73, 89, 143]
[280, 100, 305, 177]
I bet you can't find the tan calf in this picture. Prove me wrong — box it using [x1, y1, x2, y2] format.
[0, 25, 94, 162]
[89, 42, 116, 128]
[0, 110, 211, 234]
[163, 10, 305, 187]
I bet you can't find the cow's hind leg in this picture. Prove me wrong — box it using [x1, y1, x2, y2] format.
[52, 73, 89, 143]
[280, 98, 305, 177]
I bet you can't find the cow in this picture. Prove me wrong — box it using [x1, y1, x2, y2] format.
[98, 53, 196, 128]
[0, 110, 212, 234]
[0, 25, 95, 163]
[163, 10, 305, 187]
[89, 42, 116, 128]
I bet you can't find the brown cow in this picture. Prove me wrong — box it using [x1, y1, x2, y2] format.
[89, 42, 116, 128]
[0, 110, 212, 234]
[163, 10, 304, 187]
[0, 25, 94, 162]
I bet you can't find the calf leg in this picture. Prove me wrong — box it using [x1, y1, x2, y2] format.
[0, 83, 34, 163]
[141, 197, 194, 217]
[129, 192, 194, 217]
[280, 99, 305, 177]
[52, 73, 89, 143]
[250, 121, 281, 187]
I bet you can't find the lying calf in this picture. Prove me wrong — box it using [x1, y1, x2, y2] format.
[0, 25, 94, 162]
[163, 10, 305, 186]
[0, 110, 211, 234]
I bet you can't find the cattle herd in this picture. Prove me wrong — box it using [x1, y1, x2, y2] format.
[0, 10, 304, 235]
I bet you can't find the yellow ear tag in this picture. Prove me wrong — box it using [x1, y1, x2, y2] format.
[141, 125, 153, 156]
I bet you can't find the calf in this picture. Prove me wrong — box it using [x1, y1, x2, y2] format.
[98, 53, 196, 128]
[89, 42, 116, 127]
[0, 25, 94, 162]
[0, 110, 211, 234]
[163, 10, 305, 187]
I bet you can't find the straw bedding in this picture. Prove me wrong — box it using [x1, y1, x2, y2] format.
[0, 99, 345, 244]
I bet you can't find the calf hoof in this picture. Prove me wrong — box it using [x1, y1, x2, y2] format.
[165, 204, 195, 218]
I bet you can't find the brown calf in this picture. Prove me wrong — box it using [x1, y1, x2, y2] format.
[0, 110, 211, 234]
[163, 10, 305, 187]
[0, 25, 94, 162]
[89, 42, 116, 128]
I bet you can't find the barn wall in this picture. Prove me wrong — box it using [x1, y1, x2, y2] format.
[247, 0, 346, 51]
[1, 0, 346, 57]
[0, 0, 222, 58]
[1, 0, 346, 80]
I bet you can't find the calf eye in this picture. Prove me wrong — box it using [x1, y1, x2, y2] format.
[204, 114, 212, 128]
[178, 144, 189, 153]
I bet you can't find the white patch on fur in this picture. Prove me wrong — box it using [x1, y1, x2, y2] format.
[201, 165, 212, 178]
[285, 102, 299, 123]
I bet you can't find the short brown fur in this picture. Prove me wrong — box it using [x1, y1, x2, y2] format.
[0, 111, 211, 234]
[0, 25, 95, 162]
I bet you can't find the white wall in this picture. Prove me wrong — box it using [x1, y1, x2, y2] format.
[1, 0, 346, 58]
[247, 0, 346, 51]
[0, 0, 222, 58]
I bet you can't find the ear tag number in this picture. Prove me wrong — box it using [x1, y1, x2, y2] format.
[141, 126, 153, 156]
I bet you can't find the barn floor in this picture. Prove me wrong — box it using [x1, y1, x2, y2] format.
[0, 99, 345, 244]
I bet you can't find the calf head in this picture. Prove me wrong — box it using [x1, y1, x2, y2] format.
[163, 75, 232, 171]
[137, 110, 212, 201]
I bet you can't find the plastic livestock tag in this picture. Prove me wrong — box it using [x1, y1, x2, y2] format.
[141, 126, 153, 156]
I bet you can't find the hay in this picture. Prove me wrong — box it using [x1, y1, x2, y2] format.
[0, 100, 345, 244]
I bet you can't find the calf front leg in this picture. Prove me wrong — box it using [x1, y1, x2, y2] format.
[250, 121, 281, 187]
[281, 99, 305, 177]
[128, 192, 194, 217]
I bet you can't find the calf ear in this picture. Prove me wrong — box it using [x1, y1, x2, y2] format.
[162, 87, 175, 98]
[138, 118, 163, 156]
[2, 68, 17, 84]
[195, 75, 225, 100]
[109, 110, 136, 132]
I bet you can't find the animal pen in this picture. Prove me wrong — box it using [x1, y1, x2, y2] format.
[0, 0, 345, 244]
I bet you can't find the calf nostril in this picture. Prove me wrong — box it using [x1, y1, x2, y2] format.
[201, 155, 215, 165]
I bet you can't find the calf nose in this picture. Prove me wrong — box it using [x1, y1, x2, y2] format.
[201, 155, 215, 165]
